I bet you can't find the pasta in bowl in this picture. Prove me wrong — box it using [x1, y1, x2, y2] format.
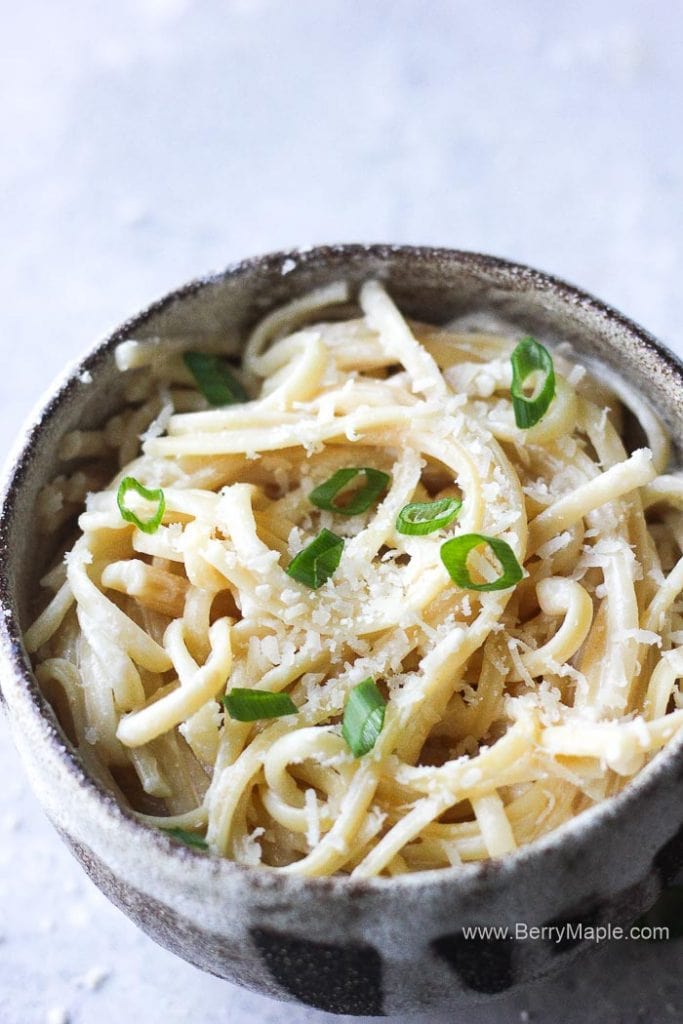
[25, 275, 683, 877]
[3, 246, 683, 1012]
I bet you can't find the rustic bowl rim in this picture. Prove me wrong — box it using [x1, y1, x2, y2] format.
[2, 242, 683, 896]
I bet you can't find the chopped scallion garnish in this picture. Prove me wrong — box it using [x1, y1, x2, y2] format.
[162, 827, 209, 851]
[510, 337, 555, 428]
[396, 497, 462, 536]
[285, 528, 344, 589]
[440, 533, 523, 592]
[309, 467, 390, 516]
[342, 677, 386, 758]
[117, 476, 165, 534]
[183, 351, 248, 406]
[221, 689, 298, 722]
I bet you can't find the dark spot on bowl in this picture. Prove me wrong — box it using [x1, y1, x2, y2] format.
[431, 930, 516, 993]
[653, 819, 683, 887]
[544, 896, 603, 954]
[250, 927, 383, 1015]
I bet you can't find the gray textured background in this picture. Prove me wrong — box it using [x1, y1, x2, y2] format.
[1, 1, 682, 1021]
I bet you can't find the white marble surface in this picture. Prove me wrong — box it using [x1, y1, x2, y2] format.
[2, 1, 683, 1021]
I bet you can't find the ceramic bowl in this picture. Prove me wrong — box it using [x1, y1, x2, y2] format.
[2, 245, 683, 1016]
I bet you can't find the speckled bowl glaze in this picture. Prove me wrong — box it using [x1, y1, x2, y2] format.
[2, 246, 683, 1015]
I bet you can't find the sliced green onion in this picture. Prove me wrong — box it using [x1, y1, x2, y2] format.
[285, 528, 344, 589]
[396, 497, 462, 536]
[342, 677, 386, 758]
[309, 467, 390, 516]
[221, 689, 298, 722]
[440, 533, 524, 592]
[117, 476, 165, 534]
[162, 827, 209, 851]
[510, 336, 556, 428]
[183, 351, 248, 406]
